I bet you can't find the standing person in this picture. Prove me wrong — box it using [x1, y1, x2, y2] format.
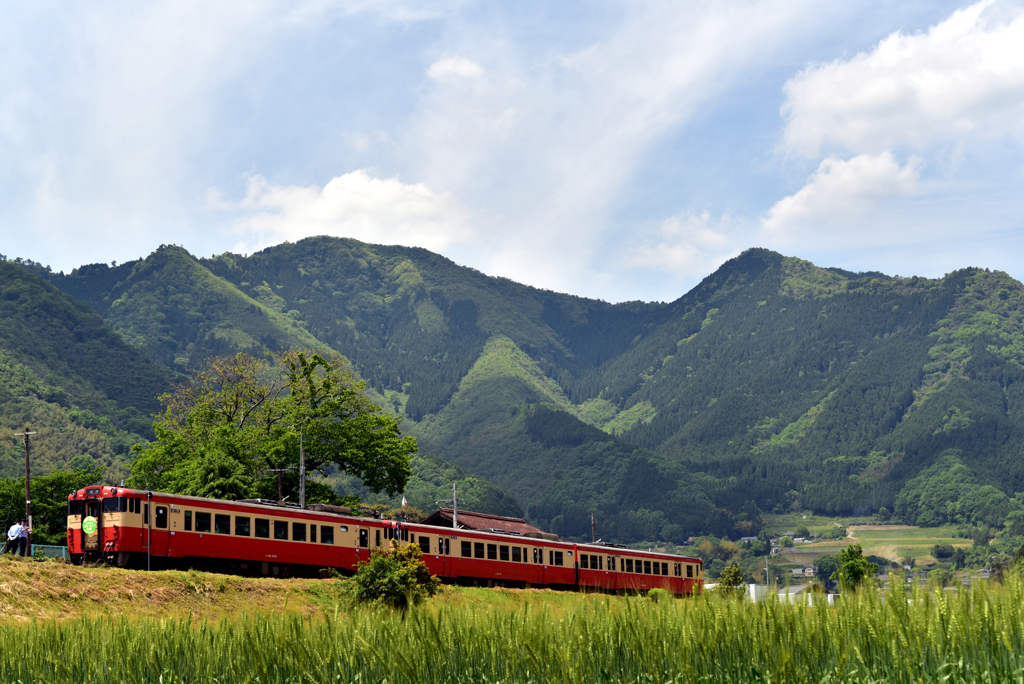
[17, 519, 29, 557]
[6, 520, 23, 554]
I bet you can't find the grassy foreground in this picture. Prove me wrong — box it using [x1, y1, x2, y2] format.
[3, 562, 1024, 682]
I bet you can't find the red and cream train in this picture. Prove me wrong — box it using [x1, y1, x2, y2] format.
[67, 485, 703, 595]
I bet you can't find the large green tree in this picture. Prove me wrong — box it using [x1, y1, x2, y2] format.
[129, 351, 416, 500]
[832, 544, 880, 589]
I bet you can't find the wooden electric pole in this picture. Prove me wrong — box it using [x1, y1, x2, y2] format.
[13, 429, 37, 553]
[591, 513, 596, 543]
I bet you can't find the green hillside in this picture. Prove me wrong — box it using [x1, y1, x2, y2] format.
[0, 259, 173, 481]
[38, 239, 1024, 544]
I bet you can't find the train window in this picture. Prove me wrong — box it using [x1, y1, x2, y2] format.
[156, 507, 168, 529]
[512, 547, 521, 562]
[444, 539, 450, 555]
[321, 526, 334, 544]
[532, 548, 538, 564]
[625, 559, 633, 573]
[339, 525, 348, 533]
[310, 525, 316, 543]
[235, 517, 251, 536]
[580, 555, 589, 569]
[475, 542, 485, 559]
[376, 530, 381, 547]
[274, 521, 288, 540]
[102, 498, 124, 513]
[461, 541, 471, 557]
[419, 537, 430, 554]
[548, 550, 553, 566]
[522, 547, 527, 562]
[212, 514, 229, 534]
[184, 511, 192, 531]
[499, 545, 509, 561]
[687, 564, 693, 578]
[293, 523, 306, 542]
[195, 512, 211, 533]
[553, 551, 564, 567]
[68, 500, 83, 516]
[359, 529, 368, 547]
[401, 528, 408, 542]
[609, 557, 615, 572]
[643, 560, 651, 574]
[598, 556, 603, 570]
[660, 562, 666, 575]
[255, 518, 270, 539]
[144, 504, 149, 525]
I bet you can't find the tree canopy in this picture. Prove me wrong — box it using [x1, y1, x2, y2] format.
[832, 544, 880, 589]
[128, 350, 416, 500]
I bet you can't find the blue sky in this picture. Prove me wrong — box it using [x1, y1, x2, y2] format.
[2, 0, 1023, 302]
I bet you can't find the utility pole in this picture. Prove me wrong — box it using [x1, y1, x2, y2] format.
[591, 513, 596, 543]
[435, 482, 458, 530]
[13, 429, 37, 553]
[299, 431, 305, 508]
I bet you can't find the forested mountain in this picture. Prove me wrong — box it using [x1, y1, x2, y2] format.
[35, 238, 1024, 543]
[0, 259, 172, 481]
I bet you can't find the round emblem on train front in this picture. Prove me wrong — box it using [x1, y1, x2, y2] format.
[82, 516, 98, 534]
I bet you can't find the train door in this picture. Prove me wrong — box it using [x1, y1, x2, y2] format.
[439, 535, 453, 577]
[151, 503, 170, 557]
[81, 499, 102, 552]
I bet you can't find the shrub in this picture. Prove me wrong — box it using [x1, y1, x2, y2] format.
[647, 588, 669, 603]
[352, 542, 442, 609]
[932, 544, 955, 559]
[718, 564, 745, 589]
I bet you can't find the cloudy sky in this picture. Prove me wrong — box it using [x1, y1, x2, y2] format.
[2, 0, 1023, 302]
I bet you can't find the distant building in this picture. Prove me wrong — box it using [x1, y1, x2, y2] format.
[420, 508, 549, 537]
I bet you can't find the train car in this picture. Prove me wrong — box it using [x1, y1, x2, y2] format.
[67, 485, 703, 594]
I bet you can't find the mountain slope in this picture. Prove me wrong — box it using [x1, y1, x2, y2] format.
[0, 259, 173, 479]
[40, 239, 1024, 541]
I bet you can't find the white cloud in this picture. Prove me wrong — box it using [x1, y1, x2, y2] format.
[427, 56, 485, 81]
[781, 0, 1024, 157]
[623, 212, 735, 272]
[762, 152, 923, 233]
[222, 170, 473, 254]
[406, 0, 820, 295]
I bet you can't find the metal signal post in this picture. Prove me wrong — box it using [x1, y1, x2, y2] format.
[13, 429, 37, 552]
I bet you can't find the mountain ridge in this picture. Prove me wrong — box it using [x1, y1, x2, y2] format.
[27, 238, 1024, 542]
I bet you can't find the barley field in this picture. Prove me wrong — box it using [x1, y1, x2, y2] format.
[2, 575, 1024, 683]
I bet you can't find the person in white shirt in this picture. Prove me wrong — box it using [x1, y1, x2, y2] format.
[6, 521, 23, 555]
[16, 519, 29, 557]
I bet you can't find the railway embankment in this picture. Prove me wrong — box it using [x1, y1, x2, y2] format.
[0, 555, 349, 622]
